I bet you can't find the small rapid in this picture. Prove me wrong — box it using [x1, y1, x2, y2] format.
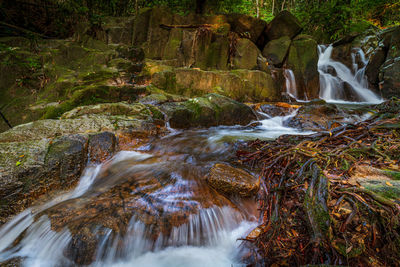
[0, 114, 308, 267]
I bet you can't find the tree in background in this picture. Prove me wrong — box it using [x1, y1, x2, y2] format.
[1, 0, 399, 41]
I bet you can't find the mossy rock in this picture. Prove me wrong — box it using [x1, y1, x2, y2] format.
[163, 28, 184, 60]
[286, 35, 320, 100]
[262, 36, 291, 66]
[61, 102, 162, 121]
[160, 93, 256, 129]
[42, 84, 143, 119]
[231, 38, 260, 70]
[155, 68, 281, 102]
[265, 10, 302, 40]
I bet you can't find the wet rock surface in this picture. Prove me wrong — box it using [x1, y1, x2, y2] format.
[0, 92, 259, 224]
[286, 35, 320, 100]
[0, 102, 166, 224]
[262, 36, 291, 67]
[285, 101, 371, 131]
[152, 67, 282, 102]
[207, 163, 259, 197]
[365, 26, 400, 99]
[160, 94, 257, 129]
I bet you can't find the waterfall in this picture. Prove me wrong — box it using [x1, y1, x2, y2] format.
[317, 45, 382, 103]
[283, 44, 383, 103]
[284, 69, 298, 99]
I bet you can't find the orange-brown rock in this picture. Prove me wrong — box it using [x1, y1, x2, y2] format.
[207, 163, 259, 197]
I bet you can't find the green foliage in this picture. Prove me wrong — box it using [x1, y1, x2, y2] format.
[3, 0, 400, 42]
[294, 0, 400, 42]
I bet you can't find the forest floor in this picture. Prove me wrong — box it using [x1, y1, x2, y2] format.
[238, 99, 400, 266]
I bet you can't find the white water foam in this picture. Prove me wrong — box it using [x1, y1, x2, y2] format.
[0, 150, 257, 267]
[284, 69, 298, 99]
[209, 110, 313, 142]
[318, 45, 383, 104]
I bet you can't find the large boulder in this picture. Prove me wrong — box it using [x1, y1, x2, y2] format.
[206, 163, 259, 197]
[0, 135, 88, 223]
[101, 16, 135, 45]
[0, 101, 166, 223]
[262, 36, 291, 66]
[152, 67, 282, 102]
[141, 7, 174, 59]
[231, 38, 260, 70]
[379, 59, 400, 98]
[264, 11, 302, 41]
[285, 35, 320, 100]
[159, 93, 256, 129]
[365, 26, 400, 99]
[379, 27, 400, 98]
[226, 14, 268, 45]
[365, 46, 387, 89]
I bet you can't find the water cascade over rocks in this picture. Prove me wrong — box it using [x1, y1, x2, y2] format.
[317, 45, 383, 103]
[0, 115, 308, 267]
[284, 44, 384, 103]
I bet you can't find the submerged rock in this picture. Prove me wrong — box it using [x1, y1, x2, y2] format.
[207, 163, 259, 197]
[285, 101, 341, 131]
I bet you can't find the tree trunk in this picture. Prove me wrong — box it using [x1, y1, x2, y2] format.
[272, 0, 275, 16]
[256, 0, 260, 18]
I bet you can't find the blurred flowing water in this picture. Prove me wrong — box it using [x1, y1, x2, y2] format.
[0, 114, 309, 267]
[317, 45, 383, 104]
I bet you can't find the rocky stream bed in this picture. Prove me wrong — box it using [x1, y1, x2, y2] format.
[0, 6, 399, 267]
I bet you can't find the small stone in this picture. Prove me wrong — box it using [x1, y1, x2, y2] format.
[207, 163, 259, 197]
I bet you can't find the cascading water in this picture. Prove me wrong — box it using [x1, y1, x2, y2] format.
[283, 44, 383, 104]
[284, 69, 298, 99]
[0, 115, 310, 267]
[317, 45, 382, 103]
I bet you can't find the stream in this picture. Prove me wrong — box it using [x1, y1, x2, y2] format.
[0, 113, 309, 267]
[0, 41, 385, 266]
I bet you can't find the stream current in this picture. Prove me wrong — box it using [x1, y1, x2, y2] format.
[0, 113, 308, 267]
[0, 42, 385, 267]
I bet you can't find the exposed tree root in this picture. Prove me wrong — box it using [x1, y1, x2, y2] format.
[237, 100, 400, 266]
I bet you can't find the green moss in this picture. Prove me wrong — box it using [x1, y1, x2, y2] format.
[336, 243, 364, 258]
[304, 171, 331, 239]
[42, 85, 112, 119]
[383, 170, 400, 180]
[80, 70, 117, 84]
[364, 184, 400, 200]
[145, 104, 164, 120]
